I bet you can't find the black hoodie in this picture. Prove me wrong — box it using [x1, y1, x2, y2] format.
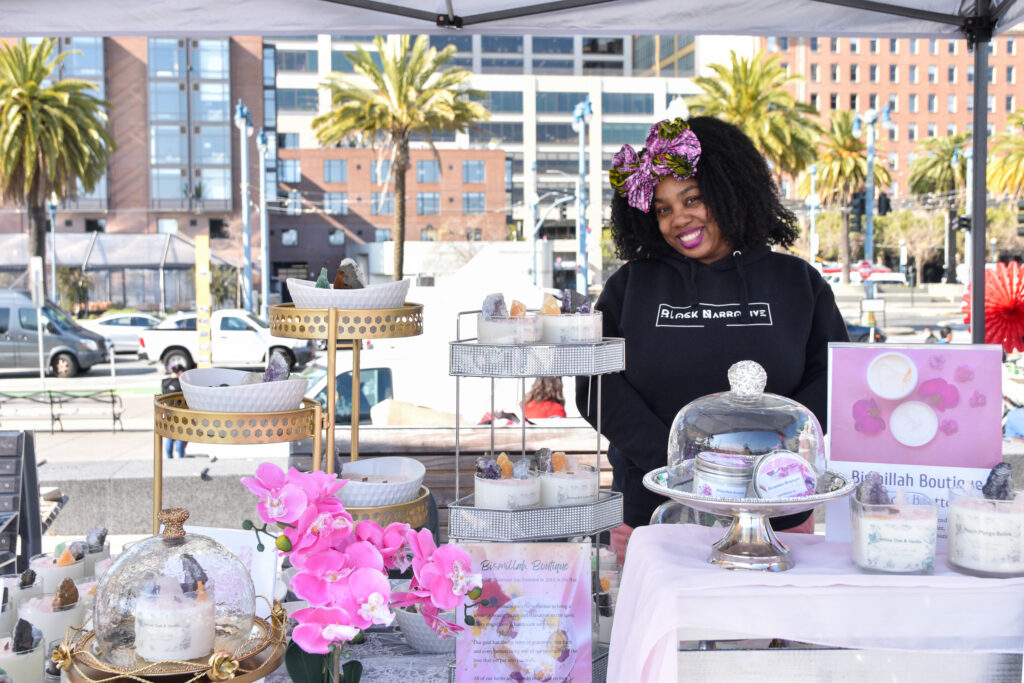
[576, 246, 848, 528]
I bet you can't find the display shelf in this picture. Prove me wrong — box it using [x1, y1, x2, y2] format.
[447, 491, 623, 542]
[449, 338, 625, 378]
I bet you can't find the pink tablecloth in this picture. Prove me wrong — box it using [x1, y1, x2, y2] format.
[608, 524, 1024, 683]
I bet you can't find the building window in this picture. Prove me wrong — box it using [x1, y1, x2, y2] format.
[968, 65, 974, 82]
[810, 63, 820, 82]
[533, 59, 574, 75]
[463, 192, 486, 215]
[889, 65, 898, 82]
[276, 50, 318, 72]
[371, 160, 391, 184]
[416, 160, 440, 183]
[928, 65, 937, 83]
[149, 39, 186, 78]
[830, 64, 840, 82]
[888, 126, 897, 142]
[849, 38, 859, 53]
[277, 132, 299, 149]
[429, 35, 472, 51]
[205, 218, 226, 239]
[870, 38, 879, 53]
[888, 93, 898, 112]
[277, 88, 318, 112]
[532, 37, 573, 53]
[909, 65, 918, 83]
[1008, 37, 1016, 56]
[463, 160, 486, 183]
[1008, 95, 1016, 112]
[869, 65, 878, 82]
[888, 152, 898, 169]
[281, 229, 298, 246]
[157, 218, 179, 235]
[371, 192, 394, 215]
[602, 92, 654, 114]
[324, 192, 348, 215]
[929, 38, 938, 55]
[278, 159, 301, 183]
[948, 66, 956, 83]
[949, 39, 957, 54]
[481, 91, 523, 113]
[988, 66, 995, 83]
[766, 37, 778, 52]
[151, 125, 187, 165]
[328, 228, 346, 246]
[482, 58, 524, 74]
[465, 228, 483, 241]
[927, 123, 937, 137]
[417, 192, 440, 215]
[602, 122, 650, 144]
[85, 218, 106, 232]
[286, 190, 302, 216]
[948, 94, 957, 113]
[1007, 66, 1015, 84]
[830, 93, 838, 109]
[469, 122, 523, 144]
[324, 160, 347, 183]
[967, 97, 974, 112]
[850, 64, 859, 82]
[810, 37, 819, 52]
[151, 168, 184, 200]
[928, 94, 937, 112]
[420, 225, 438, 241]
[809, 93, 819, 110]
[582, 37, 623, 54]
[375, 228, 391, 241]
[195, 167, 229, 201]
[890, 38, 899, 53]
[909, 38, 918, 55]
[869, 93, 878, 109]
[830, 37, 840, 53]
[908, 123, 917, 141]
[482, 36, 523, 53]
[909, 94, 918, 112]
[148, 82, 187, 121]
[988, 94, 995, 112]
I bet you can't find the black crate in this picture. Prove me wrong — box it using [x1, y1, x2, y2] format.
[0, 433, 19, 457]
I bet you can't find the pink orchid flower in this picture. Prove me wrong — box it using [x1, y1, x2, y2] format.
[355, 521, 411, 571]
[917, 378, 960, 411]
[291, 549, 354, 606]
[285, 504, 354, 562]
[853, 398, 885, 435]
[406, 528, 438, 576]
[415, 545, 481, 611]
[287, 468, 345, 508]
[291, 607, 361, 654]
[419, 602, 463, 637]
[335, 567, 394, 630]
[241, 463, 308, 525]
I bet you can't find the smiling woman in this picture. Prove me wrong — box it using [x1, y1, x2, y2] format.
[578, 116, 849, 560]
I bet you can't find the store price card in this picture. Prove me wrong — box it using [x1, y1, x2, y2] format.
[826, 343, 1003, 544]
[456, 542, 591, 682]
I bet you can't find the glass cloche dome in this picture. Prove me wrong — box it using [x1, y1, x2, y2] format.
[93, 508, 255, 668]
[667, 361, 825, 489]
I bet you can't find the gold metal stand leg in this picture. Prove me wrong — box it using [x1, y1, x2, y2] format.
[351, 339, 360, 462]
[326, 308, 337, 474]
[153, 430, 162, 534]
[312, 402, 323, 473]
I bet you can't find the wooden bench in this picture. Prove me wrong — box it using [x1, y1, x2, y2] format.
[0, 391, 124, 434]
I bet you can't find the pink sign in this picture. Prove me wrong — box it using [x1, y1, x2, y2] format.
[828, 344, 1002, 467]
[456, 543, 591, 682]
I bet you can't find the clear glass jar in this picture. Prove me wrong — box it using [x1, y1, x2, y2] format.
[93, 508, 255, 668]
[947, 488, 1024, 577]
[691, 452, 753, 498]
[850, 491, 937, 574]
[668, 361, 824, 489]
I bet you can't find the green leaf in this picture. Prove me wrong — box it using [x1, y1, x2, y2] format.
[342, 660, 363, 683]
[284, 640, 328, 683]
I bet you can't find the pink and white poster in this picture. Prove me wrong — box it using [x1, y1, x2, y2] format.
[456, 543, 591, 683]
[826, 343, 1003, 544]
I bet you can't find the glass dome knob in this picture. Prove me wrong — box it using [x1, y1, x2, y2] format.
[727, 360, 767, 398]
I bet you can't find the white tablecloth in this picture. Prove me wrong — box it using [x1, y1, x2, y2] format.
[608, 524, 1024, 683]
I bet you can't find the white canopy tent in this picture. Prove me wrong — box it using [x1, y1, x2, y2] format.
[9, 0, 1023, 341]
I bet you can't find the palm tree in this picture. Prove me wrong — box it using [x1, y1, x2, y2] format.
[0, 38, 114, 295]
[687, 50, 821, 178]
[907, 131, 971, 197]
[988, 110, 1024, 198]
[798, 110, 891, 282]
[314, 35, 490, 281]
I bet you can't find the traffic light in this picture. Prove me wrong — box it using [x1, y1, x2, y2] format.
[1018, 200, 1024, 237]
[956, 215, 972, 232]
[878, 192, 892, 216]
[848, 192, 865, 232]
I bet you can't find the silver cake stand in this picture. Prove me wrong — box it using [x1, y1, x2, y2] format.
[643, 463, 856, 571]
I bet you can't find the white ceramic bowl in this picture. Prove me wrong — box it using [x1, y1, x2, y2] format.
[180, 368, 308, 413]
[391, 581, 457, 654]
[287, 277, 411, 310]
[338, 456, 426, 507]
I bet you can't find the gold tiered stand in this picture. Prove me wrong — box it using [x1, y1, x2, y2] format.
[268, 302, 428, 524]
[152, 394, 322, 533]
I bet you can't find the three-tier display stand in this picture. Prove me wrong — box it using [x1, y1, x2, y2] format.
[446, 311, 626, 682]
[267, 302, 429, 526]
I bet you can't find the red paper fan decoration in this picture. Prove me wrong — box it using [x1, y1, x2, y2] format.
[962, 261, 1024, 353]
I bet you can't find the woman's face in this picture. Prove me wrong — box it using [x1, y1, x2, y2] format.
[652, 176, 732, 264]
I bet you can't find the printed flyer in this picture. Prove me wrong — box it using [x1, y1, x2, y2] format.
[826, 343, 1002, 544]
[456, 543, 591, 682]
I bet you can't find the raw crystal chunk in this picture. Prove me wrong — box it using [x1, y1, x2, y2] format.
[496, 453, 514, 479]
[512, 458, 531, 480]
[181, 553, 209, 594]
[18, 569, 35, 589]
[575, 298, 592, 314]
[551, 452, 568, 473]
[561, 289, 590, 314]
[12, 619, 36, 652]
[334, 258, 367, 290]
[68, 541, 87, 561]
[482, 293, 507, 319]
[982, 462, 1015, 501]
[509, 300, 527, 318]
[857, 471, 891, 504]
[263, 350, 290, 383]
[86, 526, 108, 553]
[540, 295, 561, 316]
[534, 448, 553, 472]
[52, 578, 79, 609]
[476, 457, 501, 480]
[315, 267, 331, 288]
[55, 548, 76, 567]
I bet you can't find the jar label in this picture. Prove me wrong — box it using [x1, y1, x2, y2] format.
[692, 470, 748, 499]
[851, 514, 937, 572]
[754, 452, 816, 499]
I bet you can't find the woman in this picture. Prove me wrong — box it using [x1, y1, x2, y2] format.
[523, 377, 567, 420]
[576, 117, 848, 558]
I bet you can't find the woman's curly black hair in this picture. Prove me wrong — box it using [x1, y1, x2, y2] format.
[609, 116, 799, 261]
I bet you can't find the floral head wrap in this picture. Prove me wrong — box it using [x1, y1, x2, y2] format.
[608, 118, 701, 213]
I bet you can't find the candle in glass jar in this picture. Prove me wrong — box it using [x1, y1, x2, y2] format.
[0, 632, 45, 682]
[540, 312, 602, 344]
[474, 473, 540, 510]
[539, 466, 599, 506]
[29, 552, 85, 591]
[851, 491, 938, 573]
[83, 543, 110, 578]
[17, 595, 84, 650]
[476, 314, 542, 345]
[947, 489, 1024, 577]
[134, 581, 217, 662]
[0, 573, 43, 614]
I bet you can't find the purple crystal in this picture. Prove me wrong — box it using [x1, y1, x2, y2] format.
[512, 458, 531, 480]
[982, 463, 1015, 501]
[476, 457, 501, 480]
[263, 350, 290, 382]
[534, 448, 553, 473]
[315, 267, 330, 288]
[858, 471, 891, 504]
[576, 299, 592, 314]
[481, 293, 507, 319]
[180, 553, 209, 594]
[68, 541, 87, 561]
[561, 289, 590, 314]
[12, 619, 37, 652]
[87, 525, 108, 553]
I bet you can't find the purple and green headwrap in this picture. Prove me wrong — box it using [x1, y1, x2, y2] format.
[608, 118, 701, 213]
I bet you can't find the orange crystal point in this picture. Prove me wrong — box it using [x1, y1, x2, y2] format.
[496, 452, 514, 478]
[509, 300, 527, 317]
[600, 576, 611, 591]
[56, 548, 76, 567]
[551, 452, 567, 472]
[540, 294, 561, 316]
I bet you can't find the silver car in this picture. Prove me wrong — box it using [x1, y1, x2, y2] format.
[79, 312, 161, 354]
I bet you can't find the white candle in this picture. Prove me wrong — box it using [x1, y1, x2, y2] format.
[83, 544, 110, 577]
[474, 474, 540, 510]
[851, 493, 938, 573]
[134, 592, 216, 662]
[28, 554, 85, 592]
[539, 469, 599, 507]
[540, 312, 602, 344]
[0, 575, 43, 615]
[948, 492, 1024, 576]
[0, 637, 45, 681]
[17, 596, 84, 651]
[476, 314, 542, 345]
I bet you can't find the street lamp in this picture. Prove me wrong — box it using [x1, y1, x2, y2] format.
[571, 96, 593, 296]
[851, 106, 890, 265]
[256, 128, 270, 320]
[46, 192, 58, 301]
[805, 164, 820, 265]
[234, 100, 255, 314]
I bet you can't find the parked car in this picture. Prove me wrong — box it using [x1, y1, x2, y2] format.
[845, 319, 887, 343]
[0, 290, 108, 377]
[79, 312, 161, 354]
[138, 309, 315, 372]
